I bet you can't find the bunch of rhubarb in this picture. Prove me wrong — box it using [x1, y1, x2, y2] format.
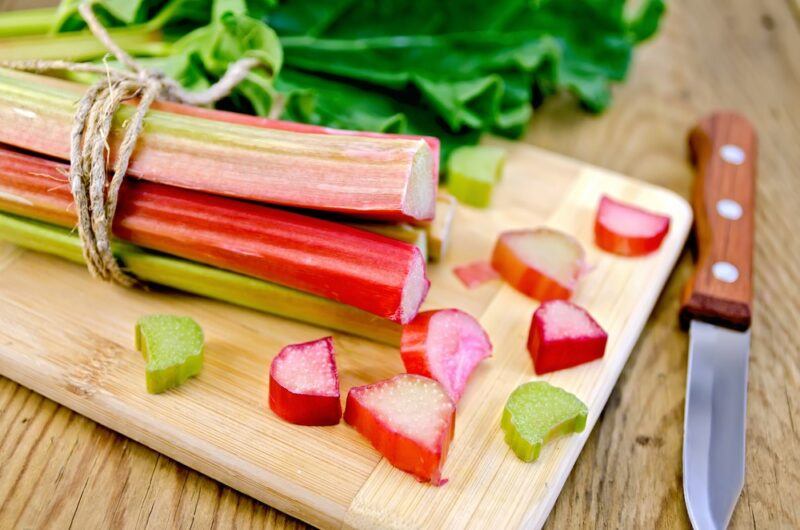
[0, 69, 451, 338]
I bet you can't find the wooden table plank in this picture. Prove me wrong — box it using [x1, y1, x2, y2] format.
[1, 0, 798, 528]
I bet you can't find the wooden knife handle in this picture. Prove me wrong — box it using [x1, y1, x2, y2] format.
[680, 112, 756, 330]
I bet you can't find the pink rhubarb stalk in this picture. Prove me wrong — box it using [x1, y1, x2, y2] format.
[0, 147, 430, 323]
[400, 309, 492, 402]
[344, 374, 455, 485]
[527, 300, 608, 374]
[594, 195, 670, 256]
[269, 337, 342, 425]
[0, 69, 435, 221]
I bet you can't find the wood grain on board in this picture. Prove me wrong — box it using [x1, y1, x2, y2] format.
[1, 0, 799, 528]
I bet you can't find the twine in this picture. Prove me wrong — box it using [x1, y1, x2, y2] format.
[0, 2, 265, 286]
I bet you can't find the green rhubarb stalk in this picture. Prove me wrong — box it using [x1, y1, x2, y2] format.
[501, 381, 588, 462]
[446, 146, 506, 208]
[0, 25, 167, 62]
[0, 7, 54, 38]
[0, 213, 401, 346]
[136, 314, 204, 394]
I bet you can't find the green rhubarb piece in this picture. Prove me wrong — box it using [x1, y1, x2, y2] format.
[501, 381, 588, 462]
[446, 146, 506, 208]
[135, 315, 204, 394]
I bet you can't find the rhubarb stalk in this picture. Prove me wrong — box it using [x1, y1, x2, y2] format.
[0, 147, 430, 323]
[0, 213, 402, 345]
[0, 69, 436, 221]
[415, 193, 457, 262]
[0, 70, 442, 184]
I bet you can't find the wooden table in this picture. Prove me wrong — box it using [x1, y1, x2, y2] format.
[1, 0, 798, 528]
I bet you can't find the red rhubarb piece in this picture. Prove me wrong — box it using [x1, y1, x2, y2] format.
[527, 300, 608, 374]
[453, 260, 499, 289]
[269, 337, 342, 426]
[401, 309, 492, 402]
[344, 374, 455, 485]
[491, 228, 585, 301]
[594, 195, 670, 256]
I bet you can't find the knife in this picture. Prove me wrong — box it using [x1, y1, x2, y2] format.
[681, 112, 756, 530]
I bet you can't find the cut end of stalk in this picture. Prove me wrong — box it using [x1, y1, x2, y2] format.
[271, 337, 339, 397]
[402, 141, 436, 221]
[398, 248, 431, 324]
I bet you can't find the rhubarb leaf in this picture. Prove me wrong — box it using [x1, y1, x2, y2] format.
[169, 12, 283, 115]
[266, 0, 665, 154]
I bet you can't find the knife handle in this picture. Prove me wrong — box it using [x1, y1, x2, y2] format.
[680, 112, 755, 331]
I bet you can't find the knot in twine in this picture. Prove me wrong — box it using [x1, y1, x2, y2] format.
[0, 2, 264, 286]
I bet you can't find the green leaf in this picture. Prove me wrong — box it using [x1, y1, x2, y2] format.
[153, 12, 282, 115]
[267, 0, 663, 156]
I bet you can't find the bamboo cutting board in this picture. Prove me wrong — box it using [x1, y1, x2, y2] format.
[0, 141, 691, 529]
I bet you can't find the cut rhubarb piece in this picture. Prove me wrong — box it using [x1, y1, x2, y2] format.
[501, 381, 588, 462]
[400, 309, 492, 402]
[446, 146, 506, 208]
[344, 374, 455, 485]
[491, 228, 585, 301]
[0, 70, 435, 221]
[595, 195, 670, 256]
[269, 337, 342, 426]
[135, 315, 204, 394]
[0, 147, 430, 323]
[527, 300, 608, 374]
[453, 260, 500, 289]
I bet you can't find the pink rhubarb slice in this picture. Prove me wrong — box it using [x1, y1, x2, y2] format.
[453, 260, 500, 289]
[527, 300, 608, 374]
[401, 309, 492, 402]
[344, 374, 455, 485]
[491, 228, 585, 301]
[594, 195, 670, 256]
[269, 337, 342, 426]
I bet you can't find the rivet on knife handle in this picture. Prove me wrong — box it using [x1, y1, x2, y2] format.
[680, 112, 755, 331]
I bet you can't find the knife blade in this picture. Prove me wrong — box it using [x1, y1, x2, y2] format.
[681, 112, 756, 530]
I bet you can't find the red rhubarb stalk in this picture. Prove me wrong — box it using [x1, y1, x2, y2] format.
[491, 228, 586, 301]
[527, 300, 608, 374]
[400, 309, 492, 402]
[344, 374, 455, 485]
[0, 147, 430, 323]
[269, 337, 342, 425]
[0, 70, 435, 221]
[594, 195, 670, 256]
